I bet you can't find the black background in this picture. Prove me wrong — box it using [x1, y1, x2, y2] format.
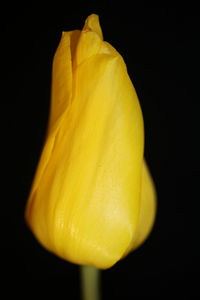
[2, 3, 199, 299]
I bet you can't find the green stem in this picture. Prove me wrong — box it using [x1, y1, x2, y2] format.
[80, 265, 101, 300]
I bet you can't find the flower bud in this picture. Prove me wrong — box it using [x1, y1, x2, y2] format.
[25, 14, 156, 269]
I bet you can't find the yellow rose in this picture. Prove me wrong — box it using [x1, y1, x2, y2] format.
[25, 14, 156, 269]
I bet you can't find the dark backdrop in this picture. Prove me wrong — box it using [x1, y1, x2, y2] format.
[2, 3, 199, 299]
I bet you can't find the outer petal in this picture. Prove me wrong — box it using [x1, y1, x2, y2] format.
[122, 160, 157, 257]
[49, 30, 81, 129]
[131, 160, 157, 250]
[62, 55, 144, 269]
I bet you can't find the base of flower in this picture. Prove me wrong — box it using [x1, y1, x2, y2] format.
[80, 265, 101, 300]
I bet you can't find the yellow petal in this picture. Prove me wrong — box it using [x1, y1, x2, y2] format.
[49, 30, 80, 129]
[122, 160, 157, 258]
[25, 14, 156, 269]
[132, 160, 157, 250]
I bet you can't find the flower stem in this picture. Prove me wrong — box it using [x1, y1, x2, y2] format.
[80, 265, 101, 300]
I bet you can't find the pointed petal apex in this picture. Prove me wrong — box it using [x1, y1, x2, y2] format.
[83, 14, 103, 40]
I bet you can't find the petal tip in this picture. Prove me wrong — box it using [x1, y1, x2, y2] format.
[83, 14, 103, 40]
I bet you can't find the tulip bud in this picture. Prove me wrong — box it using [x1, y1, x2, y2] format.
[25, 14, 156, 269]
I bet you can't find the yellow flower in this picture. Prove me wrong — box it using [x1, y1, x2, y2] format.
[25, 14, 156, 269]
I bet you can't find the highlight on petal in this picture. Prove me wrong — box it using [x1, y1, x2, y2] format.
[25, 14, 156, 269]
